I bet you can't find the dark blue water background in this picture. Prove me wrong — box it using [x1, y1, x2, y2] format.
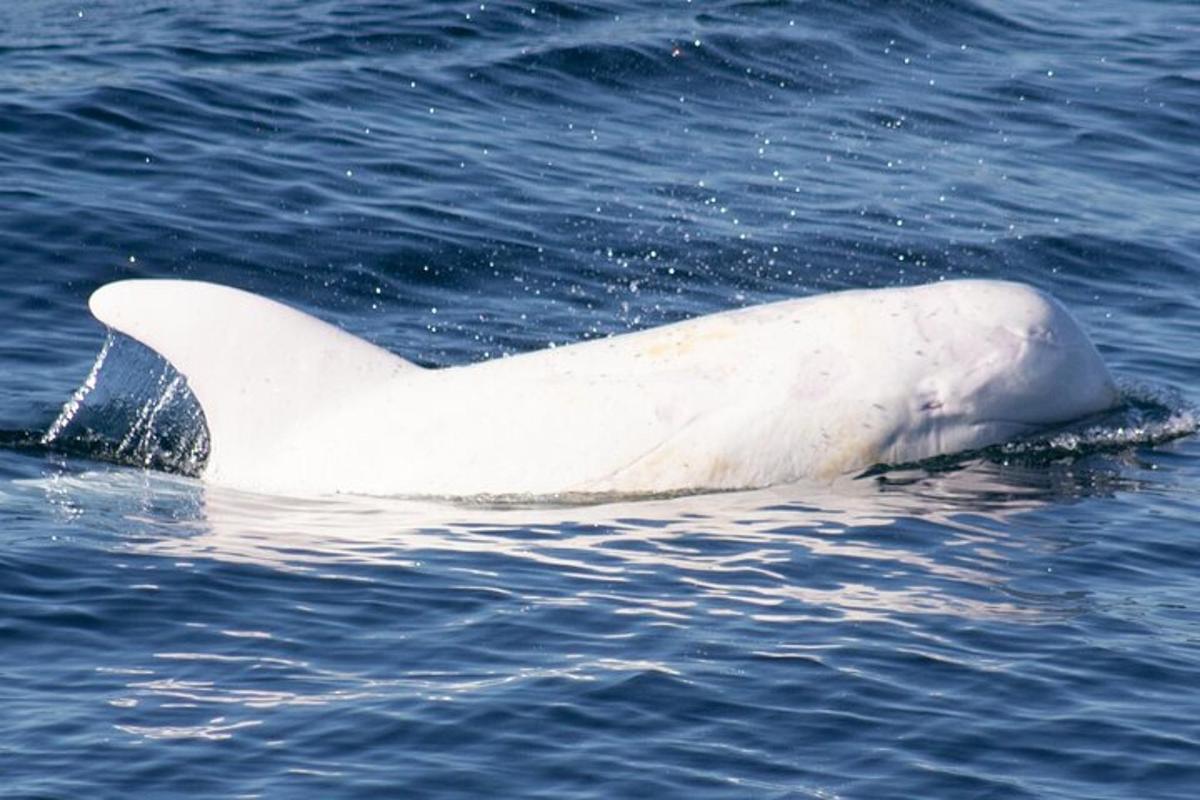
[2, 1, 1199, 797]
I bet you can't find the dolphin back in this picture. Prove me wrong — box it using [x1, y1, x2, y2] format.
[86, 278, 1119, 498]
[89, 280, 419, 490]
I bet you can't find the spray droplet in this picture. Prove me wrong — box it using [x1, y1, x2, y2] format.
[43, 333, 114, 444]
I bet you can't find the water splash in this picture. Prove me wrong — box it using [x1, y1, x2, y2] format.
[37, 333, 210, 476]
[42, 332, 114, 445]
[997, 382, 1197, 460]
[116, 371, 190, 466]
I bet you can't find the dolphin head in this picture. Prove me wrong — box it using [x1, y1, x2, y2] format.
[873, 280, 1119, 466]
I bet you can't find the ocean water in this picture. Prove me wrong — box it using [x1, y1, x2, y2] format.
[2, 1, 1199, 797]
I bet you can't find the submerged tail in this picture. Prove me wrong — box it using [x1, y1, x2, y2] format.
[89, 280, 419, 487]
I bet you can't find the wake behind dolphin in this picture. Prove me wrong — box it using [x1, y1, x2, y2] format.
[86, 279, 1119, 499]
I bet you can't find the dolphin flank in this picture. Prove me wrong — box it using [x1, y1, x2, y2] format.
[88, 279, 1119, 498]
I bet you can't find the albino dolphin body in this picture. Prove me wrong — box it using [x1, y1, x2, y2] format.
[88, 279, 1118, 498]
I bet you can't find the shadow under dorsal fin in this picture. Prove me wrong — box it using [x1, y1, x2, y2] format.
[89, 279, 419, 482]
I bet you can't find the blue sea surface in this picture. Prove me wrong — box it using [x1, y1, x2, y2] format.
[2, 1, 1199, 797]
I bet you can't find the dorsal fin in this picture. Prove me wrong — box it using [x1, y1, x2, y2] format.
[89, 280, 419, 483]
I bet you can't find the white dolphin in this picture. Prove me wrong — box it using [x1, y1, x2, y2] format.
[87, 279, 1119, 498]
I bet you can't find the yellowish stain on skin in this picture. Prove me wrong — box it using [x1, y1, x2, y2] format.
[610, 447, 743, 492]
[808, 418, 887, 479]
[639, 319, 740, 361]
[699, 454, 737, 485]
[825, 444, 882, 478]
